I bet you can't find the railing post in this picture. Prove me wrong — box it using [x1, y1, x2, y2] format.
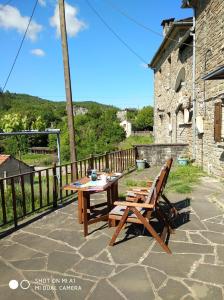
[0, 179, 7, 225]
[53, 163, 58, 208]
[134, 146, 138, 165]
[105, 151, 109, 170]
[11, 177, 17, 228]
[89, 154, 94, 169]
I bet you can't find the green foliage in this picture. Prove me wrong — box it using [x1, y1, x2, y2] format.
[166, 164, 206, 194]
[60, 108, 126, 161]
[119, 135, 154, 150]
[133, 106, 154, 130]
[31, 116, 46, 131]
[127, 109, 138, 122]
[0, 113, 27, 132]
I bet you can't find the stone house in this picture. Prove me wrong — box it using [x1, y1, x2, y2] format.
[149, 17, 193, 150]
[182, 0, 224, 176]
[150, 0, 224, 176]
[120, 120, 132, 137]
[0, 155, 34, 181]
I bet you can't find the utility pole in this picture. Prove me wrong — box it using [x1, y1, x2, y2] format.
[58, 0, 77, 178]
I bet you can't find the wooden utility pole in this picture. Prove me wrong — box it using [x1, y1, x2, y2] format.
[58, 0, 77, 177]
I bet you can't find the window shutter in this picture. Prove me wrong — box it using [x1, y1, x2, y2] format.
[214, 102, 222, 142]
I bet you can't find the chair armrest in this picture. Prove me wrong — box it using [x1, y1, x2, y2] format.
[130, 191, 148, 196]
[125, 196, 139, 202]
[114, 201, 154, 209]
[130, 187, 148, 192]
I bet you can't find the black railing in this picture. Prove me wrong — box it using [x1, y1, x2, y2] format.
[0, 148, 136, 230]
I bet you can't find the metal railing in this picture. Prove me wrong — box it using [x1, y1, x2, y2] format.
[0, 148, 136, 230]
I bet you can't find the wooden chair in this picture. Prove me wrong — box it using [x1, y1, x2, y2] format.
[108, 160, 174, 254]
[126, 158, 177, 217]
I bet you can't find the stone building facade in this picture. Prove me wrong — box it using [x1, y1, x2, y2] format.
[184, 0, 224, 176]
[150, 18, 193, 154]
[150, 0, 224, 176]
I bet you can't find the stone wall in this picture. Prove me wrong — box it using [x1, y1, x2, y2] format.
[153, 27, 193, 156]
[131, 131, 153, 136]
[194, 0, 224, 176]
[135, 144, 189, 166]
[151, 0, 224, 177]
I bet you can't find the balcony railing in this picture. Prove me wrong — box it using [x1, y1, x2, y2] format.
[0, 148, 136, 232]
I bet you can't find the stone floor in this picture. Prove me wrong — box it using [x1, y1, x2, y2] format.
[0, 168, 224, 300]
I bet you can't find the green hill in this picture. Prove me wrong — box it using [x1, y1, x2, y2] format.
[0, 92, 124, 162]
[0, 92, 118, 120]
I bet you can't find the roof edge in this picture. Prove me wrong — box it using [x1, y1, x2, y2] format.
[149, 20, 193, 69]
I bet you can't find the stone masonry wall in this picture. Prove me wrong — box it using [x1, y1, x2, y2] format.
[194, 0, 224, 176]
[135, 144, 189, 166]
[153, 28, 193, 157]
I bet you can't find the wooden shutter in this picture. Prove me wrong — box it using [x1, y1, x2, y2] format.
[214, 102, 222, 142]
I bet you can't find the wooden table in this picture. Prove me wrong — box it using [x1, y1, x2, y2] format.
[63, 175, 120, 236]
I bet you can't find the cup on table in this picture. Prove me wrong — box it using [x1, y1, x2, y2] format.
[91, 170, 97, 181]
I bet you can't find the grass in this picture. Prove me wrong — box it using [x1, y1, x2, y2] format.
[125, 179, 148, 187]
[20, 153, 55, 166]
[166, 164, 206, 194]
[119, 135, 154, 150]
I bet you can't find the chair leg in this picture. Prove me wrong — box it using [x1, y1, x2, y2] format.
[161, 194, 178, 216]
[133, 208, 172, 254]
[109, 208, 129, 246]
[156, 207, 175, 234]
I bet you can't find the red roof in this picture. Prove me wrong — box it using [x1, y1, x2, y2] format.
[0, 155, 10, 166]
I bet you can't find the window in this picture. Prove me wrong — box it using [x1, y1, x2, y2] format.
[214, 102, 222, 142]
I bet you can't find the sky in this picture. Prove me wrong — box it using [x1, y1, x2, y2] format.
[0, 0, 192, 109]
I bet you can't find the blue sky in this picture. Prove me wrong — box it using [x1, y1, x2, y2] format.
[0, 0, 191, 108]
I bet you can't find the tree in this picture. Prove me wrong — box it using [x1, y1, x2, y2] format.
[133, 106, 154, 131]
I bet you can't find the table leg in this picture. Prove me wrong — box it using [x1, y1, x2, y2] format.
[78, 191, 83, 224]
[110, 181, 119, 227]
[82, 191, 88, 236]
[107, 188, 112, 211]
[111, 182, 118, 205]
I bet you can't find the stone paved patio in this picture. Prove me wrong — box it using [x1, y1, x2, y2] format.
[0, 168, 224, 299]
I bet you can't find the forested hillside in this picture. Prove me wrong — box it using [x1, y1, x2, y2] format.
[0, 92, 125, 162]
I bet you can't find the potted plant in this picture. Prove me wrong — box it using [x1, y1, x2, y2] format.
[136, 155, 146, 170]
[177, 151, 190, 166]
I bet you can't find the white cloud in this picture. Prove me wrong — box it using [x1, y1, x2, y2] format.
[30, 48, 45, 56]
[50, 2, 87, 38]
[0, 5, 43, 41]
[140, 63, 149, 69]
[38, 0, 46, 7]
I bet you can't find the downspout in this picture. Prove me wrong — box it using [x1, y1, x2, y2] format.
[191, 7, 196, 160]
[153, 68, 156, 142]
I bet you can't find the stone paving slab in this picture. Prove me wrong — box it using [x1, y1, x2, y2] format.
[0, 168, 224, 299]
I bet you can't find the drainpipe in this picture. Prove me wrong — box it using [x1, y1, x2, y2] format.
[190, 7, 196, 160]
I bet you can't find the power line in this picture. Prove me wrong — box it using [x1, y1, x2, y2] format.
[85, 0, 148, 64]
[1, 0, 39, 92]
[104, 0, 196, 49]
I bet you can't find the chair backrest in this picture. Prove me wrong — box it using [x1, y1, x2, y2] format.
[161, 158, 173, 194]
[145, 158, 172, 207]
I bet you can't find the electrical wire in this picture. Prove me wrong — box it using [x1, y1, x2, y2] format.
[85, 0, 148, 64]
[1, 0, 39, 92]
[105, 0, 196, 49]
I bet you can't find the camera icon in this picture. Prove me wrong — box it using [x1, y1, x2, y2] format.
[9, 280, 30, 290]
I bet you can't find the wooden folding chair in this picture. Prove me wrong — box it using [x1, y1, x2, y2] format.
[108, 161, 174, 254]
[126, 158, 178, 217]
